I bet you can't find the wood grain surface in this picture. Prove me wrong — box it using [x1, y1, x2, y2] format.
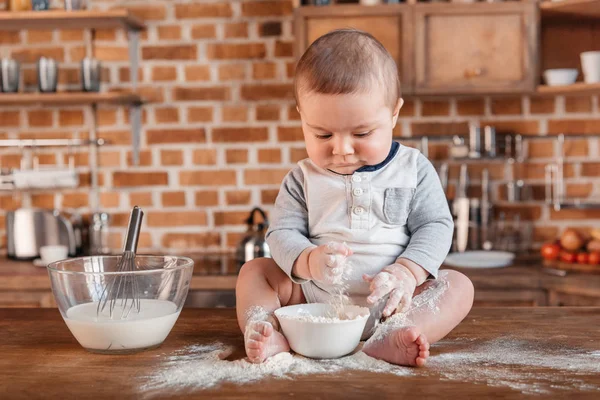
[1, 307, 600, 399]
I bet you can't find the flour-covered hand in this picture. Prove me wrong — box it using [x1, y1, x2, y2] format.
[363, 264, 417, 317]
[307, 241, 353, 285]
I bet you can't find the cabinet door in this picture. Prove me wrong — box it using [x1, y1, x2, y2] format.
[294, 5, 414, 94]
[547, 291, 600, 307]
[414, 3, 538, 94]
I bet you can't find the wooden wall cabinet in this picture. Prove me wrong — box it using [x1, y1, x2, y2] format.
[413, 2, 538, 95]
[294, 4, 415, 94]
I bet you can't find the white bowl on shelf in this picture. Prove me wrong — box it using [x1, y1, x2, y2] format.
[444, 251, 515, 269]
[543, 69, 578, 86]
[274, 303, 369, 359]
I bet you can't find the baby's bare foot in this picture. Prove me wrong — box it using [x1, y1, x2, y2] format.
[363, 326, 430, 367]
[244, 320, 290, 363]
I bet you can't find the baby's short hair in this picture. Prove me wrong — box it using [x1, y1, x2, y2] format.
[294, 28, 401, 109]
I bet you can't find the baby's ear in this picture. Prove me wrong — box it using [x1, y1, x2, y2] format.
[393, 98, 404, 117]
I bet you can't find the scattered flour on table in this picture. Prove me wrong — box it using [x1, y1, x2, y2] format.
[140, 338, 600, 395]
[140, 342, 411, 393]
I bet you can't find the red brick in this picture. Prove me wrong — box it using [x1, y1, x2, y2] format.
[206, 43, 266, 60]
[0, 111, 19, 127]
[26, 30, 53, 44]
[290, 148, 308, 162]
[581, 162, 600, 177]
[219, 64, 246, 81]
[257, 105, 280, 121]
[258, 148, 282, 163]
[455, 98, 485, 116]
[565, 96, 592, 113]
[148, 211, 207, 227]
[113, 172, 168, 187]
[427, 143, 449, 161]
[222, 106, 248, 122]
[147, 128, 206, 144]
[98, 152, 121, 168]
[121, 5, 166, 20]
[119, 67, 145, 83]
[180, 170, 237, 186]
[162, 192, 186, 207]
[288, 105, 300, 121]
[261, 189, 279, 204]
[241, 84, 294, 100]
[226, 149, 249, 164]
[479, 120, 539, 135]
[550, 209, 600, 220]
[226, 190, 251, 205]
[529, 97, 555, 114]
[245, 169, 289, 185]
[127, 150, 153, 167]
[154, 107, 179, 124]
[62, 193, 89, 208]
[100, 192, 120, 208]
[130, 192, 154, 207]
[27, 110, 53, 127]
[241, 1, 293, 17]
[157, 25, 182, 40]
[214, 211, 251, 226]
[278, 126, 303, 142]
[185, 65, 211, 81]
[491, 98, 522, 115]
[274, 41, 293, 57]
[95, 28, 117, 41]
[174, 3, 232, 18]
[100, 130, 133, 145]
[195, 191, 219, 206]
[566, 183, 594, 198]
[213, 127, 268, 143]
[225, 22, 248, 38]
[286, 61, 295, 78]
[533, 226, 560, 243]
[192, 149, 217, 165]
[161, 150, 183, 166]
[58, 110, 84, 126]
[0, 31, 21, 44]
[142, 45, 197, 60]
[162, 233, 221, 249]
[152, 66, 177, 81]
[547, 119, 600, 134]
[92, 46, 129, 62]
[11, 47, 64, 62]
[411, 121, 469, 137]
[527, 139, 554, 159]
[32, 194, 55, 209]
[259, 21, 282, 37]
[253, 62, 277, 79]
[421, 100, 450, 117]
[188, 107, 213, 122]
[226, 232, 245, 248]
[172, 87, 230, 101]
[97, 109, 118, 126]
[563, 139, 589, 157]
[190, 24, 217, 39]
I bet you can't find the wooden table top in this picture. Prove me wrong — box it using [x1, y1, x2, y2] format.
[1, 307, 599, 399]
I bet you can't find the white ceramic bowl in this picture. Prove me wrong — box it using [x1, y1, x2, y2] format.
[543, 68, 578, 86]
[274, 303, 370, 359]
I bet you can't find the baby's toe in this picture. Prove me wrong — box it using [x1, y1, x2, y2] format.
[246, 339, 262, 349]
[419, 349, 429, 359]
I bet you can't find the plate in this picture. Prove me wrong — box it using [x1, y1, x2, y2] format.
[444, 251, 515, 269]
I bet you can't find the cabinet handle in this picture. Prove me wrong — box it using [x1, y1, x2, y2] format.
[464, 67, 484, 79]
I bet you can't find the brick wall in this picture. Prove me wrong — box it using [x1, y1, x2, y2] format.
[0, 0, 598, 254]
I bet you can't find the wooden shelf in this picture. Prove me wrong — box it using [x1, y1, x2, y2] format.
[540, 0, 600, 19]
[0, 10, 145, 31]
[536, 82, 600, 95]
[0, 91, 144, 106]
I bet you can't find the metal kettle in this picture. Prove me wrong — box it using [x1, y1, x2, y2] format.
[236, 207, 271, 267]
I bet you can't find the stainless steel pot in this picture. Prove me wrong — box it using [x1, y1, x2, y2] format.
[6, 208, 76, 260]
[236, 207, 271, 268]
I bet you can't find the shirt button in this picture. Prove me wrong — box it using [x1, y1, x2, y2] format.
[353, 188, 363, 196]
[353, 206, 364, 215]
[352, 175, 362, 183]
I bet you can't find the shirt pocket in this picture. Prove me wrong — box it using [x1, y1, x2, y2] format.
[383, 187, 415, 225]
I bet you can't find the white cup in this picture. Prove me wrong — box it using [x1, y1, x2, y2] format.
[40, 245, 69, 265]
[580, 51, 600, 83]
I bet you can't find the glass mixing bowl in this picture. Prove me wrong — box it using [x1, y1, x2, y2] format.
[47, 255, 194, 354]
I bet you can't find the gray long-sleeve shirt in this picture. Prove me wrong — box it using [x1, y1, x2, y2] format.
[266, 143, 453, 303]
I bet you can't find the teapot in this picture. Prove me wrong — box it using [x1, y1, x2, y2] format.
[236, 207, 271, 268]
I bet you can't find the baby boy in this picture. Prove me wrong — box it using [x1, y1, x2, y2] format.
[236, 28, 474, 367]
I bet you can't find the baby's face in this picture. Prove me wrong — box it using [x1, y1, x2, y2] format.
[298, 89, 402, 175]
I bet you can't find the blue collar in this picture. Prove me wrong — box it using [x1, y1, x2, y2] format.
[355, 141, 400, 173]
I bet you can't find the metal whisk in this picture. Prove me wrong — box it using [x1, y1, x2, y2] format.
[97, 206, 144, 319]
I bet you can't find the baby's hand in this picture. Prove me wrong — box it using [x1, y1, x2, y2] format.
[363, 264, 417, 317]
[307, 242, 353, 285]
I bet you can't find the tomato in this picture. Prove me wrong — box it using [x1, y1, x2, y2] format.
[560, 251, 577, 263]
[576, 252, 589, 264]
[589, 252, 600, 266]
[540, 243, 561, 260]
